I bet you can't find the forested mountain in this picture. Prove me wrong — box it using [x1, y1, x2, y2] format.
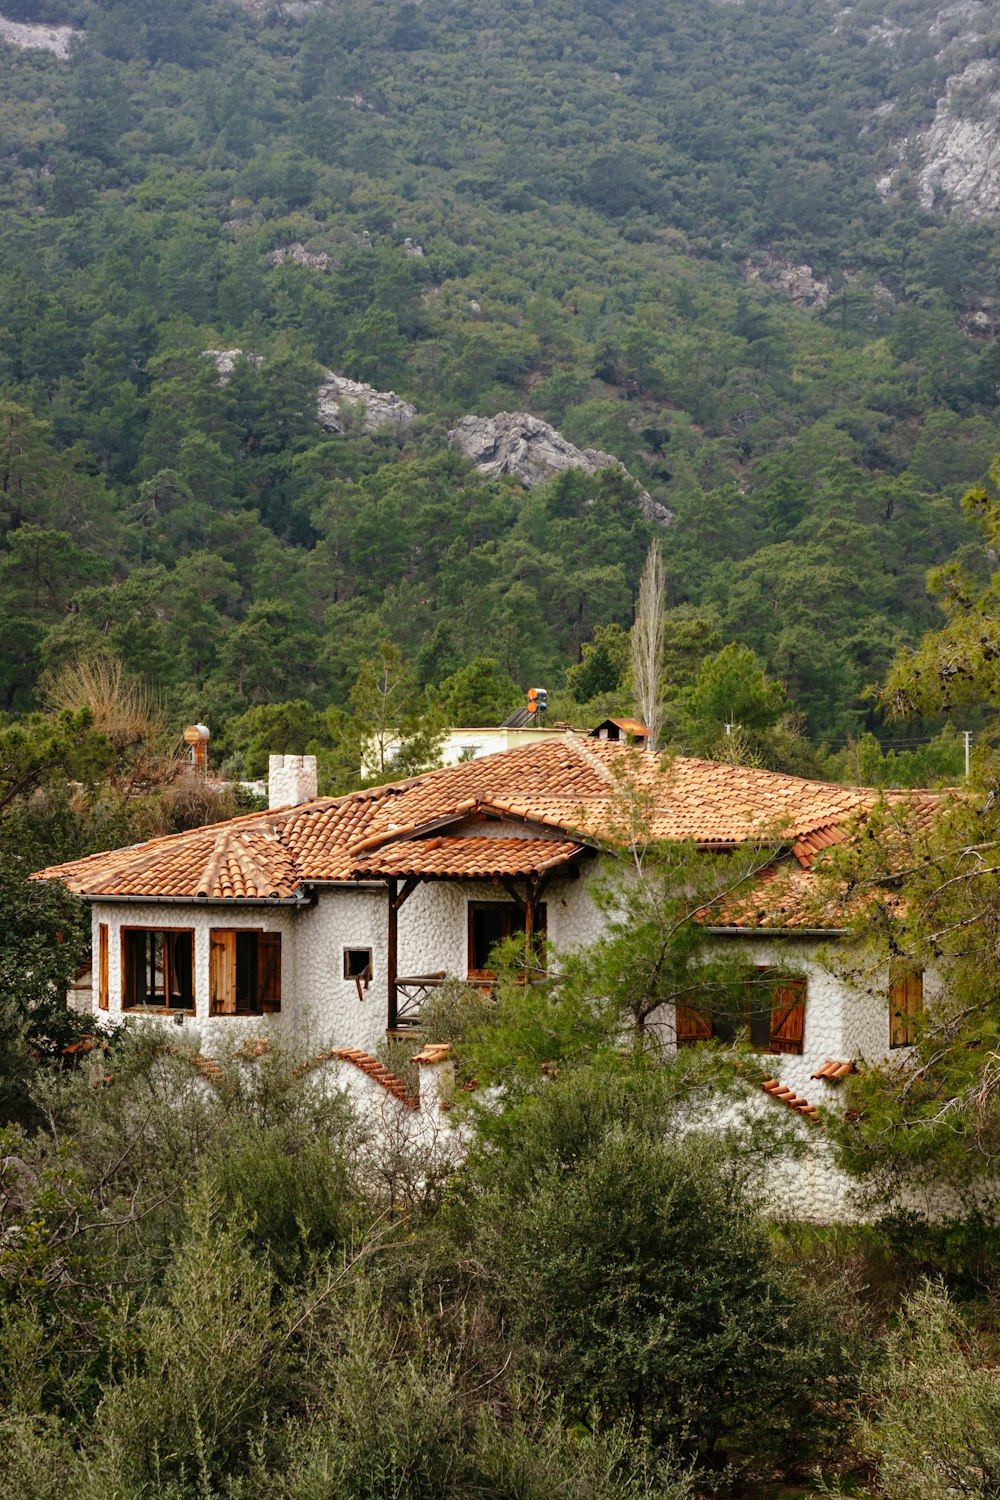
[2, 0, 1000, 772]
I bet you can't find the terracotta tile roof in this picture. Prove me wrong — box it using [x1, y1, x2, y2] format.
[411, 1042, 451, 1065]
[761, 1076, 819, 1122]
[352, 836, 583, 880]
[592, 717, 650, 737]
[34, 814, 303, 901]
[811, 1059, 857, 1080]
[299, 1047, 417, 1107]
[33, 737, 943, 929]
[707, 858, 839, 931]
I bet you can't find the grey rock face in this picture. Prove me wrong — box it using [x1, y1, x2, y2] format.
[448, 412, 671, 525]
[267, 242, 334, 272]
[205, 351, 416, 434]
[316, 373, 417, 433]
[918, 59, 1000, 219]
[743, 253, 831, 309]
[0, 13, 76, 55]
[204, 348, 263, 384]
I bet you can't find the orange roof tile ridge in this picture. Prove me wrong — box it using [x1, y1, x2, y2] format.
[230, 830, 298, 898]
[811, 1059, 857, 1080]
[560, 731, 622, 786]
[412, 1042, 451, 1064]
[197, 828, 235, 899]
[760, 1075, 819, 1124]
[293, 1047, 418, 1108]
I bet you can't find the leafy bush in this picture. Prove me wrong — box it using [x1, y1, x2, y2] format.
[858, 1281, 1000, 1500]
[454, 1069, 862, 1475]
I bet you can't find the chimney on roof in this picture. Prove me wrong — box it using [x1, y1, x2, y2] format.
[268, 753, 318, 809]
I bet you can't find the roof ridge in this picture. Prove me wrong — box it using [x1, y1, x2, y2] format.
[196, 827, 234, 899]
[294, 1047, 418, 1108]
[228, 830, 296, 898]
[559, 731, 621, 786]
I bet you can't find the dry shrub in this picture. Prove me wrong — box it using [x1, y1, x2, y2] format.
[41, 654, 185, 793]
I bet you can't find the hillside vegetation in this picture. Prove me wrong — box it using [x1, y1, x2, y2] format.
[1, 0, 999, 768]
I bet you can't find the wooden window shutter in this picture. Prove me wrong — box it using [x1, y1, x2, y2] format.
[890, 969, 923, 1048]
[98, 923, 109, 1011]
[769, 979, 806, 1055]
[257, 932, 281, 1012]
[210, 930, 237, 1015]
[675, 1004, 714, 1046]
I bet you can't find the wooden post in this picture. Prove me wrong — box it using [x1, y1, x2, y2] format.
[524, 883, 534, 959]
[387, 877, 398, 1031]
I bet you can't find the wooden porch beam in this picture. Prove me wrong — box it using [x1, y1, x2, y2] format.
[499, 876, 527, 912]
[387, 877, 398, 1031]
[393, 874, 422, 911]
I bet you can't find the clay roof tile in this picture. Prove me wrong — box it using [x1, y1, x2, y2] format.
[32, 738, 949, 930]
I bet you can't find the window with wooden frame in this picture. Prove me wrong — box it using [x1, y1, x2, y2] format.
[121, 928, 195, 1011]
[209, 929, 281, 1015]
[344, 947, 373, 982]
[675, 971, 806, 1056]
[889, 968, 923, 1048]
[467, 901, 547, 979]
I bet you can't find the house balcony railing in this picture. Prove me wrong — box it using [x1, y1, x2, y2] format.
[391, 969, 546, 1031]
[393, 972, 448, 1029]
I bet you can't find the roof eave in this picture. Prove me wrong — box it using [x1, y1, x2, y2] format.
[71, 891, 311, 907]
[704, 925, 847, 937]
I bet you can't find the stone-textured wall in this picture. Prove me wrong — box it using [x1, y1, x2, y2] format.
[90, 901, 301, 1055]
[395, 864, 604, 979]
[289, 887, 387, 1053]
[268, 754, 318, 809]
[88, 876, 901, 1087]
[84, 867, 934, 1224]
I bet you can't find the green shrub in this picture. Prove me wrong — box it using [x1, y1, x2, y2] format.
[858, 1281, 1000, 1500]
[455, 1072, 862, 1475]
[867, 1210, 1000, 1298]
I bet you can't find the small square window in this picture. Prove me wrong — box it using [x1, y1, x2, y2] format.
[344, 948, 373, 982]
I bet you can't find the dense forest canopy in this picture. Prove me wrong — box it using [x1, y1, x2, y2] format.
[9, 9, 1000, 1496]
[0, 0, 999, 777]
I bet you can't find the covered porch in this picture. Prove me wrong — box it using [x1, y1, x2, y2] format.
[349, 832, 592, 1032]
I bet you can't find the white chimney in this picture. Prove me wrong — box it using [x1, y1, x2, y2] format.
[268, 754, 318, 809]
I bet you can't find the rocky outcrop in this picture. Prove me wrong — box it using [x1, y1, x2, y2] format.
[743, 254, 831, 309]
[743, 253, 895, 313]
[267, 242, 334, 272]
[448, 412, 671, 525]
[0, 13, 76, 56]
[205, 351, 415, 434]
[204, 349, 263, 384]
[917, 58, 1000, 219]
[316, 373, 416, 434]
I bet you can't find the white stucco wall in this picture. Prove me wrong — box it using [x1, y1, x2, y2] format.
[88, 871, 905, 1085]
[82, 861, 943, 1225]
[393, 866, 600, 980]
[268, 753, 317, 808]
[90, 901, 299, 1054]
[89, 888, 395, 1057]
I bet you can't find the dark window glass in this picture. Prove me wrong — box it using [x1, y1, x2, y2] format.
[235, 930, 258, 1009]
[470, 904, 514, 972]
[344, 947, 373, 980]
[468, 902, 547, 976]
[122, 929, 194, 1011]
[748, 1005, 772, 1050]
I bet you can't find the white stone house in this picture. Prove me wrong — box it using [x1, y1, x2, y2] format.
[34, 737, 931, 1214]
